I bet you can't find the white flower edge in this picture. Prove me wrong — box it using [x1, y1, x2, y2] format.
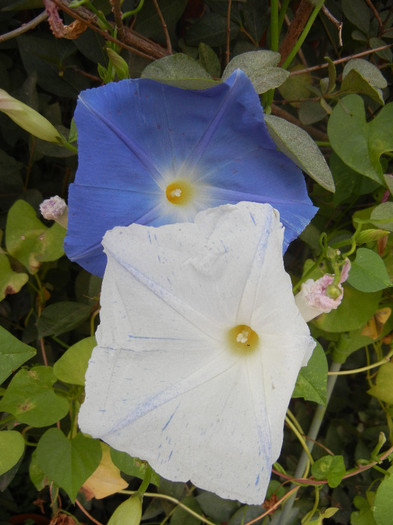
[78, 201, 315, 504]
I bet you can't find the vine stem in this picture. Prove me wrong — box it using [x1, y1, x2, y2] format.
[270, 0, 279, 52]
[281, 0, 325, 69]
[119, 490, 216, 525]
[277, 360, 342, 525]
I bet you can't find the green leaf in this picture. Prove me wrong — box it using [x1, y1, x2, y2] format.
[198, 43, 221, 78]
[293, 342, 327, 405]
[368, 362, 393, 404]
[264, 114, 335, 192]
[341, 59, 387, 105]
[0, 366, 69, 427]
[299, 101, 327, 125]
[370, 202, 393, 232]
[341, 0, 370, 34]
[142, 54, 212, 83]
[0, 325, 36, 384]
[196, 491, 239, 523]
[53, 336, 96, 386]
[374, 466, 393, 525]
[106, 48, 130, 80]
[351, 495, 377, 525]
[107, 495, 142, 525]
[332, 330, 373, 364]
[311, 455, 346, 488]
[110, 449, 160, 486]
[17, 35, 90, 98]
[222, 51, 289, 94]
[0, 431, 25, 476]
[356, 229, 390, 244]
[314, 286, 381, 333]
[279, 66, 313, 102]
[36, 429, 102, 502]
[5, 200, 65, 274]
[170, 495, 202, 525]
[328, 96, 393, 183]
[0, 253, 28, 301]
[37, 301, 91, 337]
[29, 449, 48, 491]
[347, 248, 391, 292]
[133, 0, 187, 44]
[185, 11, 239, 48]
[370, 37, 393, 62]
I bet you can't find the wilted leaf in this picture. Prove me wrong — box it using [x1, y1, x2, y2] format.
[0, 253, 28, 301]
[82, 443, 128, 499]
[368, 362, 393, 404]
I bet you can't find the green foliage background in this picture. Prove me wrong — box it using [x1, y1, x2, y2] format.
[1, 1, 393, 524]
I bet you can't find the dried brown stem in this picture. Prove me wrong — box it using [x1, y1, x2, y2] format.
[290, 43, 393, 76]
[322, 5, 343, 46]
[0, 10, 48, 43]
[152, 0, 172, 53]
[279, 0, 314, 65]
[110, 0, 125, 42]
[75, 499, 103, 525]
[226, 0, 232, 65]
[54, 0, 168, 60]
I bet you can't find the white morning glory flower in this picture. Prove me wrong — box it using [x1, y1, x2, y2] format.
[78, 201, 315, 504]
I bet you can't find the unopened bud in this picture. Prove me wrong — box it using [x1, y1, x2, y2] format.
[0, 89, 62, 143]
[40, 196, 68, 228]
[326, 283, 342, 300]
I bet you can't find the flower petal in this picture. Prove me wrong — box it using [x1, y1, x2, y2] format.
[78, 202, 315, 504]
[65, 71, 317, 276]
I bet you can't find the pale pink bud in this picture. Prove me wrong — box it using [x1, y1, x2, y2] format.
[40, 196, 68, 228]
[295, 260, 351, 322]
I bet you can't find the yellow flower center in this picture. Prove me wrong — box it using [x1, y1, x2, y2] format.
[165, 180, 194, 206]
[227, 324, 259, 354]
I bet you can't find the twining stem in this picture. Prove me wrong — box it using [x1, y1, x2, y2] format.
[291, 43, 393, 76]
[270, 0, 279, 52]
[75, 499, 103, 525]
[120, 490, 216, 525]
[277, 360, 342, 525]
[277, 0, 290, 35]
[328, 349, 393, 376]
[152, 0, 172, 53]
[226, 0, 232, 65]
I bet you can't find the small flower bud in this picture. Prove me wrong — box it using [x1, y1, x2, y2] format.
[40, 196, 68, 228]
[295, 259, 351, 322]
[326, 283, 342, 300]
[0, 88, 62, 143]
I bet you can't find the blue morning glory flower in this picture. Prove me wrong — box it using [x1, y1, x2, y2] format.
[64, 70, 317, 276]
